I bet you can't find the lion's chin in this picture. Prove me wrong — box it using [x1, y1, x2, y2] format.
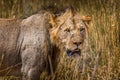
[66, 49, 81, 56]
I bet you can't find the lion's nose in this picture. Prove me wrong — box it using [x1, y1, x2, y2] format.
[73, 42, 82, 46]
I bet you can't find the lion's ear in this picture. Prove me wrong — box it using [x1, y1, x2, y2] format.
[81, 16, 92, 24]
[56, 8, 73, 24]
[61, 8, 73, 19]
[49, 8, 73, 28]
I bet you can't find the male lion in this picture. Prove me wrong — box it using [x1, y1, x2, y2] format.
[0, 9, 90, 80]
[49, 9, 91, 71]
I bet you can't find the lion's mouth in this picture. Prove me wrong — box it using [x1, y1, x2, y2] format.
[66, 48, 81, 56]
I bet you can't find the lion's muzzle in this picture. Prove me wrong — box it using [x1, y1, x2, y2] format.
[66, 48, 81, 56]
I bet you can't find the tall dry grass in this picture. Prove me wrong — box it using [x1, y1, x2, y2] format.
[0, 0, 120, 80]
[53, 0, 120, 80]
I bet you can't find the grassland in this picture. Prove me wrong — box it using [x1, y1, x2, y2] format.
[0, 0, 120, 80]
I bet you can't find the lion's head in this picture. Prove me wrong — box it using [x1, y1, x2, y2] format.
[49, 9, 91, 56]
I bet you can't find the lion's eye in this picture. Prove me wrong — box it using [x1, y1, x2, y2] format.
[80, 28, 85, 31]
[80, 28, 85, 33]
[64, 28, 70, 32]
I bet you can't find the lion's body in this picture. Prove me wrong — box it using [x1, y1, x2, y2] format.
[0, 9, 90, 80]
[0, 11, 51, 80]
[0, 19, 22, 76]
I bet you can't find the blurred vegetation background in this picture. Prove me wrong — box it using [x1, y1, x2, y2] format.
[0, 0, 120, 80]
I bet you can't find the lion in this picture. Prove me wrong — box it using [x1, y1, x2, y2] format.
[49, 9, 91, 70]
[0, 9, 91, 80]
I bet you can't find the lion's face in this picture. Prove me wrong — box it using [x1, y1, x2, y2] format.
[50, 9, 91, 56]
[59, 16, 86, 56]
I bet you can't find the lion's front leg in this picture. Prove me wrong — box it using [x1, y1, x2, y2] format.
[21, 48, 41, 80]
[22, 66, 40, 80]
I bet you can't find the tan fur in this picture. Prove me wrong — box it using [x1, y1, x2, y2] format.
[0, 9, 91, 79]
[0, 11, 52, 80]
[49, 9, 91, 46]
[49, 9, 91, 74]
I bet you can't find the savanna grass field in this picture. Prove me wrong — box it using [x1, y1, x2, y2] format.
[0, 0, 120, 80]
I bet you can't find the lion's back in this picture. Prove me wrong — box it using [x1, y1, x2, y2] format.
[0, 19, 22, 62]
